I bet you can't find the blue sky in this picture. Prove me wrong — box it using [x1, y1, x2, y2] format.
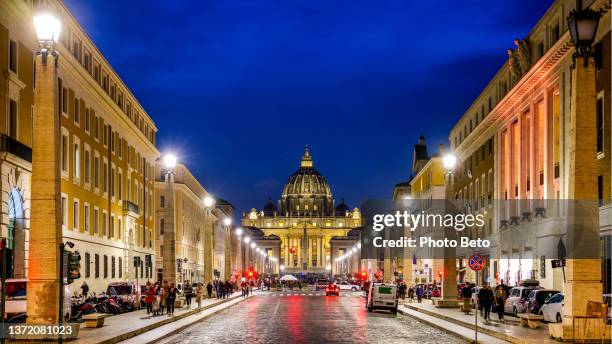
[64, 0, 553, 216]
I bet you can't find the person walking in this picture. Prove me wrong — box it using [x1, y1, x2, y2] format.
[161, 281, 169, 315]
[408, 286, 415, 302]
[167, 283, 178, 315]
[478, 284, 494, 323]
[196, 283, 204, 308]
[415, 285, 424, 303]
[494, 285, 507, 321]
[145, 281, 154, 315]
[461, 283, 473, 314]
[80, 281, 89, 297]
[185, 282, 193, 307]
[206, 282, 213, 299]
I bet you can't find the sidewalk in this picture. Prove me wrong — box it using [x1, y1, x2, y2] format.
[398, 299, 558, 344]
[69, 292, 249, 344]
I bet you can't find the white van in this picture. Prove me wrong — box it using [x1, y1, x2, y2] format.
[366, 283, 398, 314]
[3, 279, 71, 322]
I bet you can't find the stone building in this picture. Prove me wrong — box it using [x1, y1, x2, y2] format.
[0, 0, 158, 294]
[242, 147, 361, 276]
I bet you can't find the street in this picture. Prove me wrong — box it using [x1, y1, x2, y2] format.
[158, 291, 465, 344]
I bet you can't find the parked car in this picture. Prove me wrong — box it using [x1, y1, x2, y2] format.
[526, 289, 560, 314]
[336, 281, 359, 292]
[366, 283, 398, 314]
[107, 282, 141, 311]
[325, 283, 339, 296]
[603, 294, 612, 324]
[504, 285, 542, 317]
[3, 279, 71, 322]
[540, 293, 564, 323]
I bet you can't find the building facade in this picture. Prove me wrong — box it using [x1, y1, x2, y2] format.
[154, 163, 214, 287]
[1, 0, 159, 294]
[448, 0, 611, 293]
[242, 147, 361, 276]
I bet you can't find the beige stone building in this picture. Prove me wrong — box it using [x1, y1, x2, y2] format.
[154, 162, 214, 286]
[0, 0, 159, 294]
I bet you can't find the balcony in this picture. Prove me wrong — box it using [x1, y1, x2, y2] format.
[0, 134, 32, 162]
[122, 200, 139, 216]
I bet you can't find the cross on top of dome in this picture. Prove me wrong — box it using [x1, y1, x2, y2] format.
[300, 145, 313, 169]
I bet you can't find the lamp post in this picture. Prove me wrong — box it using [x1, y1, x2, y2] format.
[203, 196, 214, 282]
[27, 7, 63, 325]
[162, 154, 177, 286]
[235, 227, 243, 277]
[434, 153, 459, 308]
[549, 1, 602, 340]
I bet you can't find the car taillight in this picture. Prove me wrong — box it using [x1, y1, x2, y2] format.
[326, 288, 329, 291]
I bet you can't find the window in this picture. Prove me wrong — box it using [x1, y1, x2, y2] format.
[62, 87, 68, 115]
[596, 96, 604, 154]
[118, 138, 122, 159]
[103, 161, 108, 193]
[118, 172, 122, 201]
[118, 218, 122, 240]
[94, 155, 99, 189]
[93, 207, 99, 234]
[84, 203, 90, 232]
[110, 167, 115, 198]
[102, 211, 107, 236]
[111, 256, 116, 278]
[103, 255, 108, 278]
[9, 40, 17, 73]
[74, 98, 80, 124]
[110, 214, 115, 238]
[95, 254, 100, 278]
[8, 100, 17, 139]
[159, 218, 164, 235]
[73, 199, 79, 229]
[85, 252, 91, 278]
[84, 108, 90, 132]
[160, 196, 165, 208]
[61, 134, 68, 173]
[118, 257, 122, 278]
[61, 195, 68, 227]
[94, 115, 99, 140]
[84, 150, 90, 185]
[73, 141, 80, 181]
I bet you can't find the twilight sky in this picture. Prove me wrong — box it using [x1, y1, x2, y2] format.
[64, 0, 553, 216]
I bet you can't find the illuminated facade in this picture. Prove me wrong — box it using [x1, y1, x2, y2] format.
[242, 147, 361, 275]
[0, 0, 158, 294]
[448, 0, 610, 292]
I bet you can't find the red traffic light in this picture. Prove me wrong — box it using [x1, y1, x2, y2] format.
[248, 271, 254, 277]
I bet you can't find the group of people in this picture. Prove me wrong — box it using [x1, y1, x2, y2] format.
[395, 282, 428, 303]
[460, 281, 510, 323]
[213, 280, 234, 299]
[143, 281, 179, 316]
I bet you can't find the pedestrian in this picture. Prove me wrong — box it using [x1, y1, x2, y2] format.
[80, 281, 89, 297]
[196, 283, 204, 308]
[167, 283, 178, 315]
[416, 285, 424, 303]
[145, 281, 154, 314]
[206, 282, 213, 298]
[461, 283, 473, 314]
[478, 284, 494, 323]
[152, 284, 161, 316]
[161, 281, 169, 314]
[494, 285, 507, 321]
[185, 282, 193, 307]
[408, 286, 414, 302]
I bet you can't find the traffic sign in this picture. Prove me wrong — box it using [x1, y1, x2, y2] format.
[468, 255, 486, 271]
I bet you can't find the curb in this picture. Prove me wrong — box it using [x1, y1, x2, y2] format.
[397, 307, 482, 343]
[77, 294, 246, 344]
[401, 304, 526, 344]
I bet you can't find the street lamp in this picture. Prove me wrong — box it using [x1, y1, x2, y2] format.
[235, 227, 243, 236]
[567, 0, 601, 65]
[223, 217, 232, 227]
[28, 6, 64, 327]
[244, 237, 251, 243]
[250, 242, 256, 249]
[442, 154, 457, 174]
[203, 196, 215, 208]
[163, 154, 177, 170]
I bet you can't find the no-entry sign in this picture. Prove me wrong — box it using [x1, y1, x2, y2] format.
[468, 255, 486, 271]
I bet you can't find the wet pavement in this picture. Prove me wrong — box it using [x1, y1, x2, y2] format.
[159, 291, 466, 344]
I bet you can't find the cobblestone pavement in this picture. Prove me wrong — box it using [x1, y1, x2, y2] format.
[159, 292, 466, 344]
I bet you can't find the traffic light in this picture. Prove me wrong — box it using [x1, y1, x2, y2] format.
[67, 251, 81, 284]
[360, 271, 367, 279]
[0, 239, 13, 278]
[247, 271, 254, 278]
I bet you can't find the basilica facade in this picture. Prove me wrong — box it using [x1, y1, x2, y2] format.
[242, 147, 361, 275]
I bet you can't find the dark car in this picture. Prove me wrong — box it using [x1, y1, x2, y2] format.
[325, 283, 339, 296]
[527, 289, 559, 314]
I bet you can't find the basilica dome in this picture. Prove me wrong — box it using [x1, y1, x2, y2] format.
[279, 147, 334, 216]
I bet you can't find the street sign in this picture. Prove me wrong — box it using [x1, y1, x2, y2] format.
[551, 259, 566, 268]
[468, 255, 486, 271]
